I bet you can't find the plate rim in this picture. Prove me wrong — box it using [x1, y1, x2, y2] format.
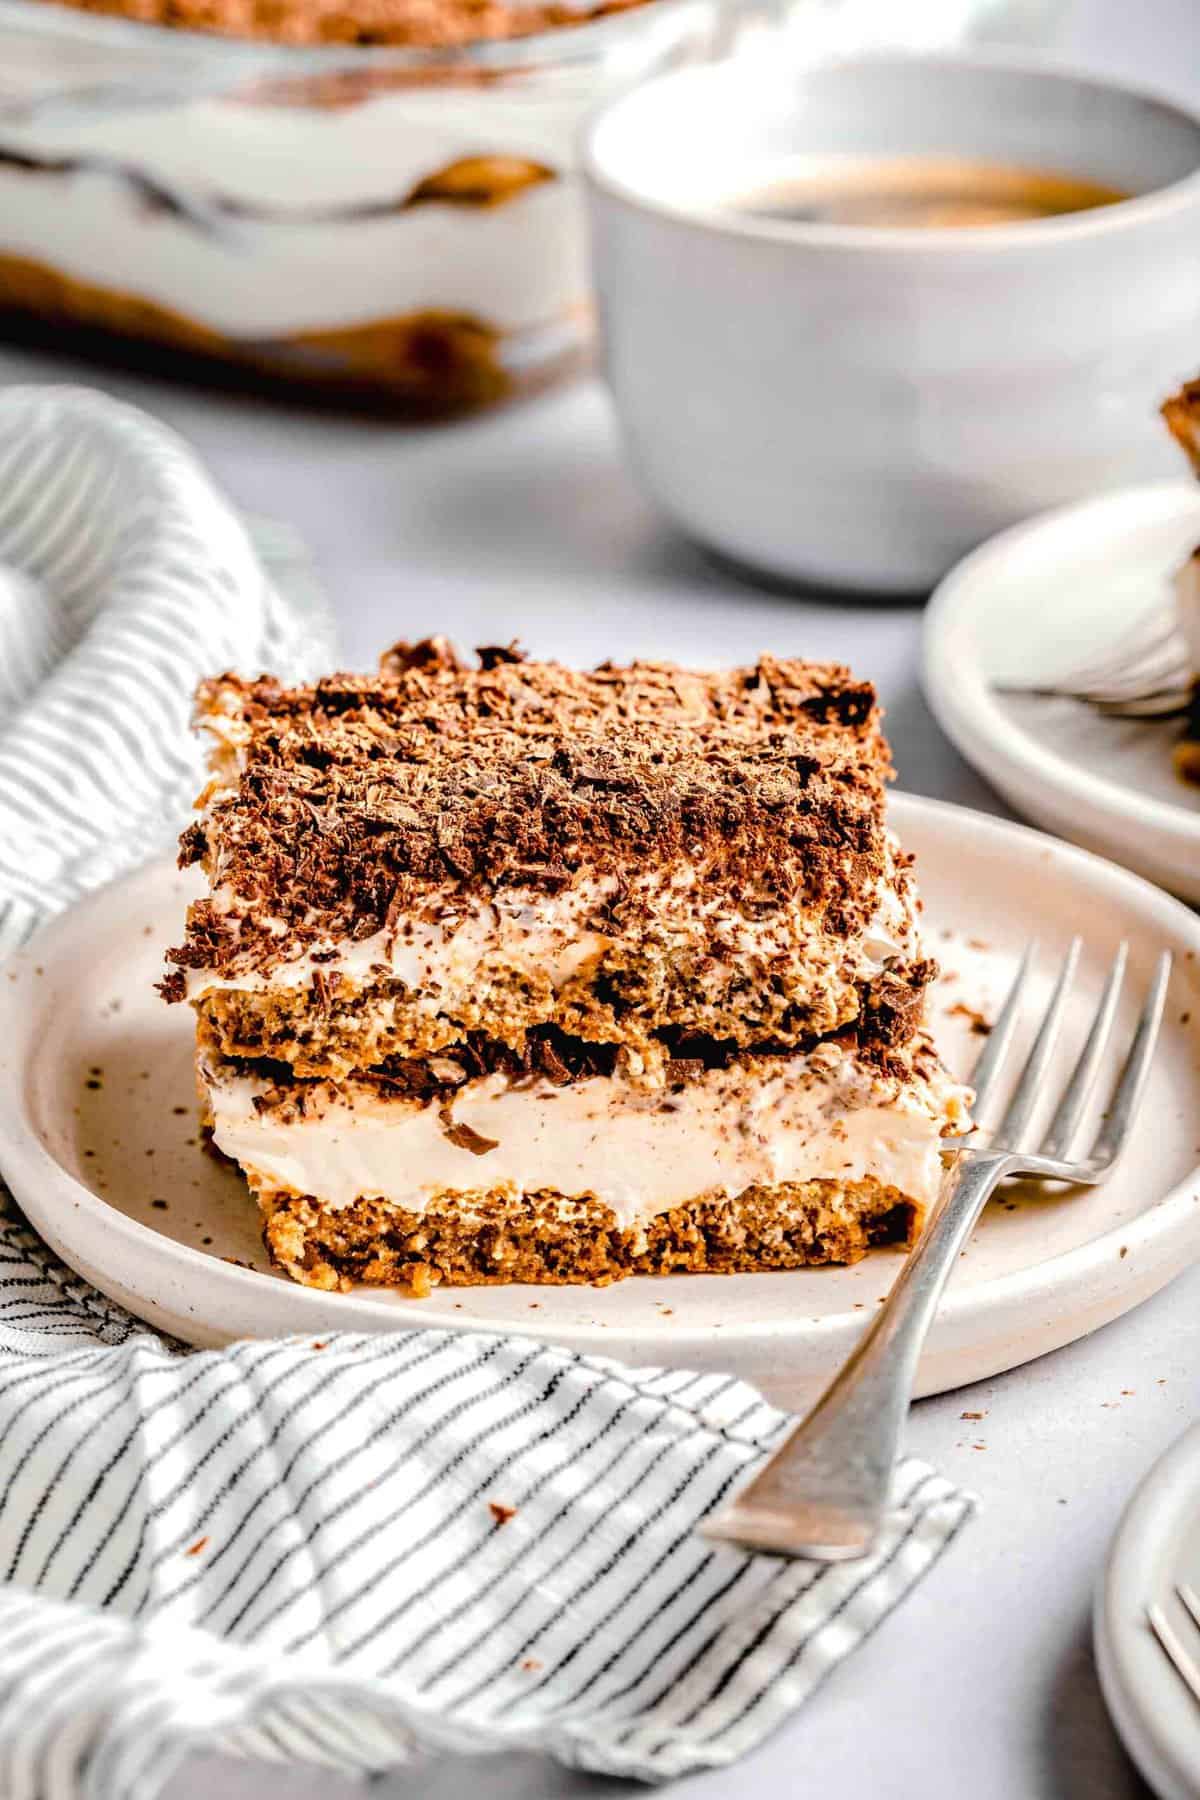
[922, 478, 1200, 853]
[1095, 1418, 1200, 1800]
[3, 788, 1200, 1368]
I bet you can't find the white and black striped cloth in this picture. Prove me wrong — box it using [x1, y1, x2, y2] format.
[0, 384, 331, 955]
[0, 386, 976, 1800]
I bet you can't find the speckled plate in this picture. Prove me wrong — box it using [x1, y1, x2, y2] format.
[1097, 1420, 1200, 1800]
[2, 791, 1200, 1409]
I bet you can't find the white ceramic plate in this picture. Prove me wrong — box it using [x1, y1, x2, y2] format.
[3, 791, 1200, 1411]
[923, 481, 1200, 904]
[1097, 1421, 1200, 1800]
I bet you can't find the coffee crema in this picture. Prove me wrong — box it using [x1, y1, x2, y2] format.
[730, 155, 1129, 229]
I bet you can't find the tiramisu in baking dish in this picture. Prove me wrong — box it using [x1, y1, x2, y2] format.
[0, 0, 719, 411]
[161, 639, 969, 1294]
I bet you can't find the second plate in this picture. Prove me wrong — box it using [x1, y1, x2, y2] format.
[923, 480, 1200, 903]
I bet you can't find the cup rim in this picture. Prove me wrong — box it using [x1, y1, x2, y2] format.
[582, 46, 1200, 253]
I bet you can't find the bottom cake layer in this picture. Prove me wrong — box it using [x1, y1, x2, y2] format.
[256, 1180, 917, 1294]
[0, 249, 584, 415]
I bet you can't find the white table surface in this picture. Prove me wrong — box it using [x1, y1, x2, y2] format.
[4, 1, 1200, 1793]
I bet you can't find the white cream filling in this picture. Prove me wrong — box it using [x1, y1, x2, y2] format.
[186, 843, 918, 1008]
[206, 1046, 969, 1229]
[0, 166, 581, 342]
[0, 79, 601, 340]
[188, 877, 618, 999]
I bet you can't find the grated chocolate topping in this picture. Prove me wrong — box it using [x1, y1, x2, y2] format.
[227, 1009, 943, 1123]
[165, 640, 896, 986]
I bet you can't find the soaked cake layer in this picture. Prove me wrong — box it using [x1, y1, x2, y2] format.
[256, 1179, 923, 1293]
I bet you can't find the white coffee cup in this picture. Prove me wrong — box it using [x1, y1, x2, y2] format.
[584, 52, 1200, 593]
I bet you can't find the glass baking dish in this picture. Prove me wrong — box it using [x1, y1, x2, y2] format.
[0, 0, 1070, 415]
[0, 0, 727, 413]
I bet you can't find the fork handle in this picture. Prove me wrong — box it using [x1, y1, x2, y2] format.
[703, 1151, 1013, 1562]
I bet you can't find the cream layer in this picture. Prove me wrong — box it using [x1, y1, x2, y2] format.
[0, 71, 598, 340]
[186, 840, 918, 1021]
[205, 1041, 970, 1229]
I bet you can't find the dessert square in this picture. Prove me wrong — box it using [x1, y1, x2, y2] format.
[162, 638, 969, 1293]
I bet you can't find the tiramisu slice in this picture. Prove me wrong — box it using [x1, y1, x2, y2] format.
[162, 639, 969, 1294]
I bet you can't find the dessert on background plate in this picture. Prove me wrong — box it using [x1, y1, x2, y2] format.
[1161, 378, 1200, 781]
[0, 0, 719, 413]
[923, 478, 1200, 907]
[946, 375, 1200, 798]
[161, 639, 969, 1295]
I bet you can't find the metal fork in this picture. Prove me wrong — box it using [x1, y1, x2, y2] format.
[702, 939, 1173, 1564]
[1149, 1584, 1200, 1704]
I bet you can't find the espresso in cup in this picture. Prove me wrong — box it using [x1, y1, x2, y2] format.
[585, 54, 1200, 589]
[730, 155, 1128, 229]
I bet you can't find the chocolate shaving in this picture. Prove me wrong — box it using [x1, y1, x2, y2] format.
[858, 960, 937, 1050]
[948, 1001, 992, 1037]
[379, 636, 462, 675]
[477, 641, 528, 669]
[441, 1117, 499, 1155]
[177, 821, 207, 868]
[165, 642, 896, 990]
[536, 1038, 574, 1086]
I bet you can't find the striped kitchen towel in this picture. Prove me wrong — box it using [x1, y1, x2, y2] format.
[0, 385, 976, 1800]
[0, 383, 333, 957]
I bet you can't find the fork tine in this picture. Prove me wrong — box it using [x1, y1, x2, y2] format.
[1148, 1600, 1200, 1706]
[1038, 943, 1127, 1161]
[1087, 952, 1173, 1169]
[964, 942, 1035, 1130]
[1180, 1584, 1200, 1635]
[990, 937, 1081, 1149]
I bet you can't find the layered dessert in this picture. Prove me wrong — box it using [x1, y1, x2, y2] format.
[1162, 380, 1200, 782]
[161, 639, 970, 1294]
[0, 0, 715, 412]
